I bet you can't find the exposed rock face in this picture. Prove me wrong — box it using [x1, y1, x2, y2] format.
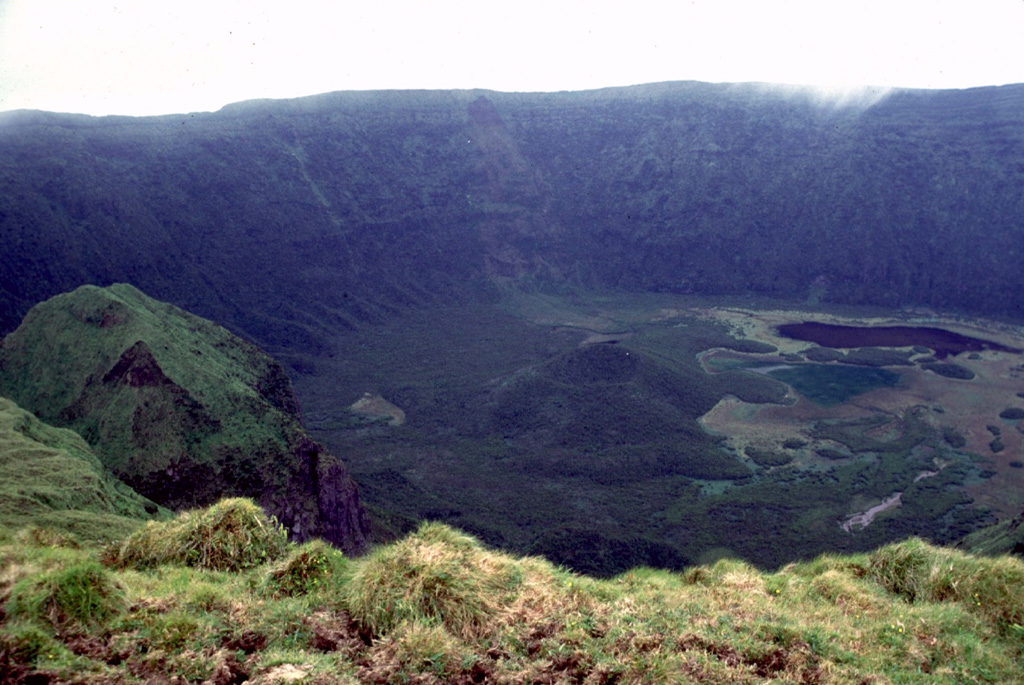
[0, 284, 368, 554]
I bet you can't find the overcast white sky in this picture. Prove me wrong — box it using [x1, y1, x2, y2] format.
[1, 0, 1023, 116]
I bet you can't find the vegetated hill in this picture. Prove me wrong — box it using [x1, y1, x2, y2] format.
[0, 284, 368, 553]
[2, 500, 1023, 683]
[482, 340, 785, 484]
[958, 508, 1024, 557]
[2, 82, 1024, 353]
[0, 395, 167, 542]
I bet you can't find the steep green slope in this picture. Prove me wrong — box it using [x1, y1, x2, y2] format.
[0, 284, 368, 553]
[958, 509, 1024, 557]
[1, 83, 1023, 352]
[0, 395, 165, 542]
[2, 505, 1023, 683]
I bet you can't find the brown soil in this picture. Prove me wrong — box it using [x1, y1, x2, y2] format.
[349, 393, 406, 426]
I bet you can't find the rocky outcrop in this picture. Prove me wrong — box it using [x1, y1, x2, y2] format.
[0, 284, 368, 553]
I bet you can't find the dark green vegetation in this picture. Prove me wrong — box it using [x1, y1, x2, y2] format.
[3, 83, 1024, 348]
[998, 406, 1024, 420]
[296, 298, 784, 573]
[0, 285, 368, 553]
[803, 347, 845, 363]
[743, 446, 793, 468]
[839, 347, 915, 367]
[285, 293, 997, 575]
[3, 501, 1024, 683]
[921, 362, 976, 380]
[0, 395, 167, 543]
[959, 508, 1024, 557]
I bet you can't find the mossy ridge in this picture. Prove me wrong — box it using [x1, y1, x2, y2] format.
[0, 395, 166, 543]
[0, 283, 292, 474]
[3, 499, 1023, 683]
[0, 285, 368, 552]
[957, 508, 1024, 557]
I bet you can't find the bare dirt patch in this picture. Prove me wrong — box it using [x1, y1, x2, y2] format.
[349, 393, 406, 426]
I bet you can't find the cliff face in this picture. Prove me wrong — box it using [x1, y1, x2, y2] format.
[1, 82, 1023, 352]
[0, 284, 368, 554]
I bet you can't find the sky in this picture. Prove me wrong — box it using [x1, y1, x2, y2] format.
[1, 0, 1023, 116]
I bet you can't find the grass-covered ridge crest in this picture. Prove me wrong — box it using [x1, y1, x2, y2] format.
[0, 283, 369, 552]
[3, 498, 1024, 682]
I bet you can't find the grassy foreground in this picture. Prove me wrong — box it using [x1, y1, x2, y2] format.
[1, 499, 1022, 684]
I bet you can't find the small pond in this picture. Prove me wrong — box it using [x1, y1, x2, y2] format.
[777, 322, 1019, 359]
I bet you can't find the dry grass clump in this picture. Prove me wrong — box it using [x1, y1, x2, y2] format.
[102, 497, 287, 572]
[360, 620, 469, 684]
[807, 569, 888, 616]
[343, 521, 530, 639]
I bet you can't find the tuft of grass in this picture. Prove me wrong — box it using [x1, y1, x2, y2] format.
[867, 537, 1024, 632]
[102, 497, 287, 572]
[6, 560, 125, 634]
[343, 521, 527, 638]
[363, 620, 468, 683]
[260, 538, 347, 598]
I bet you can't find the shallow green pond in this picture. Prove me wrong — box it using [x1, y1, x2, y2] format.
[767, 364, 902, 406]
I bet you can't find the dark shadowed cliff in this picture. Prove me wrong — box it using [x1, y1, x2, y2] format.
[1, 82, 1023, 351]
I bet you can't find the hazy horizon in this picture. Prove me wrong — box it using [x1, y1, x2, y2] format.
[2, 0, 1023, 117]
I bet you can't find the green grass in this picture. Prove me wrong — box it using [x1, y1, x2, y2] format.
[0, 395, 167, 544]
[6, 560, 125, 634]
[2, 499, 1023, 683]
[102, 497, 288, 572]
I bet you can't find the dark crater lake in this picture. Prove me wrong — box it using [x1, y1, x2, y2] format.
[778, 322, 1020, 359]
